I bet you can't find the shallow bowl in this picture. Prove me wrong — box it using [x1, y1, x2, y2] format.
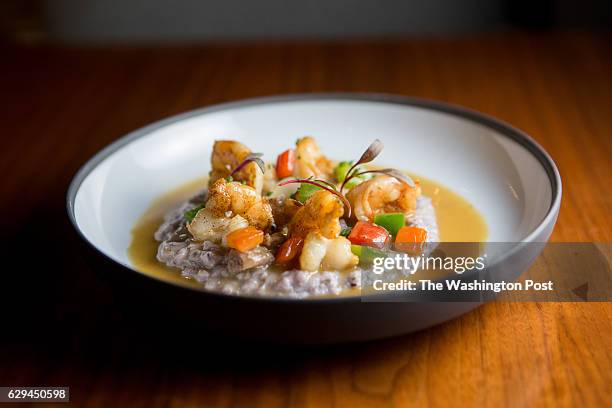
[67, 94, 561, 343]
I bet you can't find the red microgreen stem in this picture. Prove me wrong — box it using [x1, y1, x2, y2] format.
[278, 178, 352, 218]
[230, 153, 265, 178]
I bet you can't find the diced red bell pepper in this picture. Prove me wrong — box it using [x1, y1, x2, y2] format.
[276, 149, 295, 179]
[347, 221, 390, 249]
[275, 236, 304, 264]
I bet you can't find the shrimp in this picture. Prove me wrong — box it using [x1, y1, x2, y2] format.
[294, 136, 334, 179]
[346, 175, 421, 222]
[289, 189, 343, 239]
[205, 178, 273, 230]
[262, 163, 278, 194]
[269, 197, 302, 230]
[187, 209, 245, 243]
[299, 232, 358, 272]
[209, 140, 263, 194]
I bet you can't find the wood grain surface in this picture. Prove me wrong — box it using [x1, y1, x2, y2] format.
[0, 32, 610, 407]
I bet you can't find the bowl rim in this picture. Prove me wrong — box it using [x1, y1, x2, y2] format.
[66, 92, 562, 304]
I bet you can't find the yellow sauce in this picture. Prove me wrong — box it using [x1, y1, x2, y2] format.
[418, 173, 488, 242]
[128, 178, 208, 286]
[128, 175, 488, 290]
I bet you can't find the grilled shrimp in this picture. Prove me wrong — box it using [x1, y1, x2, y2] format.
[294, 137, 334, 179]
[187, 209, 241, 243]
[299, 232, 358, 272]
[269, 197, 302, 229]
[262, 163, 278, 194]
[205, 178, 273, 230]
[209, 140, 263, 194]
[289, 190, 343, 239]
[346, 175, 421, 222]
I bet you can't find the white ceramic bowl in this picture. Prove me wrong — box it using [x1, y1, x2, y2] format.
[67, 94, 561, 343]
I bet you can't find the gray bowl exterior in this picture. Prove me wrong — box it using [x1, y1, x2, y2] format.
[67, 94, 562, 344]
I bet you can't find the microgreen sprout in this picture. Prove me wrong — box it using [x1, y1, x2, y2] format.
[340, 140, 415, 190]
[340, 139, 383, 192]
[229, 153, 265, 179]
[278, 178, 352, 218]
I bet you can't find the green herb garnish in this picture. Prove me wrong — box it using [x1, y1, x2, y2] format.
[184, 204, 205, 223]
[295, 183, 322, 203]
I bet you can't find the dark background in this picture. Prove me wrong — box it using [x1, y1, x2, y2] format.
[1, 0, 611, 45]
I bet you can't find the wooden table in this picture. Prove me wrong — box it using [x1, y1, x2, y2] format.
[1, 32, 610, 407]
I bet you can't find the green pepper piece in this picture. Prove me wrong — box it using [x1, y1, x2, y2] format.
[351, 244, 387, 263]
[344, 177, 364, 189]
[334, 161, 371, 189]
[334, 161, 353, 182]
[374, 213, 405, 237]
